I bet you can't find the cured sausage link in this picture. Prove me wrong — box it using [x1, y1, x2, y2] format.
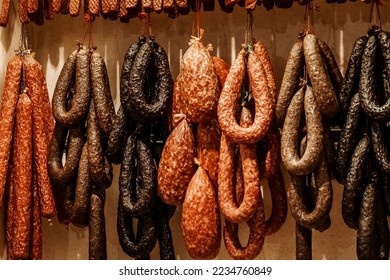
[12, 93, 33, 260]
[281, 85, 323, 176]
[0, 56, 22, 206]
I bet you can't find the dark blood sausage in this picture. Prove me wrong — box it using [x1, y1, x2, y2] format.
[378, 172, 390, 216]
[359, 35, 390, 121]
[218, 49, 273, 144]
[265, 168, 287, 235]
[87, 101, 113, 189]
[48, 122, 84, 185]
[379, 31, 390, 84]
[52, 48, 91, 128]
[288, 150, 332, 229]
[24, 54, 56, 218]
[335, 93, 362, 184]
[182, 166, 221, 259]
[0, 55, 22, 207]
[107, 106, 130, 164]
[29, 174, 42, 260]
[296, 222, 312, 260]
[281, 85, 323, 176]
[119, 131, 156, 217]
[154, 199, 175, 260]
[257, 125, 280, 179]
[303, 34, 339, 117]
[89, 188, 107, 260]
[65, 142, 92, 227]
[120, 36, 146, 120]
[12, 93, 33, 260]
[339, 36, 368, 115]
[317, 39, 343, 100]
[357, 183, 377, 260]
[375, 186, 390, 260]
[90, 51, 115, 139]
[196, 120, 221, 189]
[158, 118, 196, 205]
[124, 41, 173, 122]
[218, 108, 261, 223]
[276, 39, 304, 127]
[371, 121, 390, 174]
[117, 206, 158, 259]
[342, 136, 370, 230]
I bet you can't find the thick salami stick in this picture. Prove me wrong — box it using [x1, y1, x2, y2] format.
[218, 49, 273, 144]
[371, 121, 390, 174]
[89, 188, 107, 260]
[182, 166, 221, 259]
[53, 49, 90, 128]
[69, 0, 81, 16]
[342, 136, 370, 230]
[303, 34, 339, 117]
[90, 51, 115, 138]
[212, 56, 229, 89]
[158, 118, 196, 205]
[12, 93, 33, 260]
[296, 222, 312, 260]
[154, 199, 175, 260]
[24, 55, 56, 218]
[19, 0, 30, 23]
[281, 85, 323, 176]
[51, 0, 61, 12]
[6, 159, 15, 259]
[276, 39, 304, 127]
[0, 56, 22, 207]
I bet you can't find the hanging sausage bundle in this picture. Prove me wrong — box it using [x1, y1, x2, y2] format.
[0, 35, 56, 259]
[217, 14, 287, 258]
[112, 32, 176, 260]
[48, 35, 115, 259]
[276, 3, 342, 259]
[335, 20, 390, 259]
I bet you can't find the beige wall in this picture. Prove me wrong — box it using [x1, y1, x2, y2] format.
[0, 1, 389, 260]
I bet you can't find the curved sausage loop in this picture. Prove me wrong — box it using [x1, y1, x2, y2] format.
[257, 125, 280, 179]
[117, 205, 158, 259]
[218, 107, 261, 223]
[288, 150, 332, 229]
[124, 41, 173, 122]
[360, 35, 390, 121]
[119, 131, 156, 217]
[52, 48, 91, 127]
[217, 49, 273, 144]
[281, 85, 324, 176]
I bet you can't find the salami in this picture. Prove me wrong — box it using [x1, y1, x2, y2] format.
[182, 166, 221, 259]
[12, 93, 33, 260]
[158, 118, 195, 205]
[89, 188, 107, 260]
[0, 55, 22, 207]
